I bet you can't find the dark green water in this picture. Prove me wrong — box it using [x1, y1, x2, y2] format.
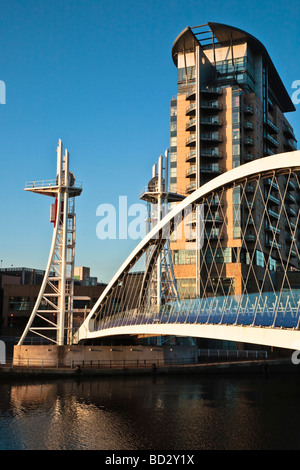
[1, 373, 300, 450]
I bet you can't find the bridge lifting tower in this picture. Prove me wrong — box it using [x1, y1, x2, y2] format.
[18, 140, 82, 346]
[140, 150, 183, 308]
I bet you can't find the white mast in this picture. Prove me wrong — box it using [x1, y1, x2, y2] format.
[18, 140, 82, 346]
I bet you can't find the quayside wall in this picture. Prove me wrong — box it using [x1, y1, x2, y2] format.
[13, 344, 198, 368]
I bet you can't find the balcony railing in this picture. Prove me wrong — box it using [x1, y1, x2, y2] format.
[201, 132, 222, 142]
[201, 149, 223, 158]
[267, 194, 281, 205]
[186, 150, 196, 162]
[200, 117, 222, 126]
[200, 86, 222, 95]
[285, 193, 296, 204]
[200, 101, 223, 110]
[201, 164, 221, 174]
[186, 118, 196, 131]
[283, 139, 297, 150]
[244, 105, 253, 114]
[186, 134, 196, 145]
[186, 103, 196, 115]
[186, 181, 197, 193]
[186, 88, 196, 100]
[265, 178, 279, 191]
[283, 123, 296, 140]
[286, 206, 297, 217]
[266, 118, 279, 134]
[186, 166, 196, 177]
[244, 137, 254, 146]
[265, 224, 281, 235]
[268, 208, 280, 220]
[266, 240, 281, 250]
[264, 133, 279, 148]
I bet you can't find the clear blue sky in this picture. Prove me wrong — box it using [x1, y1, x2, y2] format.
[0, 0, 299, 282]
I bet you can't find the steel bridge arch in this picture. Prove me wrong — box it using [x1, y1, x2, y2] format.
[74, 151, 300, 345]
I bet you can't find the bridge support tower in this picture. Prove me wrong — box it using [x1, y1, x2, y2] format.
[18, 140, 82, 346]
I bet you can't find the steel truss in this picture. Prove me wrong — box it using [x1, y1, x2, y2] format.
[18, 140, 82, 346]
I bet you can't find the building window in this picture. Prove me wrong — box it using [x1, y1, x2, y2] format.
[9, 296, 30, 311]
[173, 249, 196, 265]
[233, 186, 241, 239]
[176, 278, 196, 299]
[269, 258, 277, 271]
[256, 250, 265, 268]
[178, 66, 195, 83]
[206, 247, 232, 264]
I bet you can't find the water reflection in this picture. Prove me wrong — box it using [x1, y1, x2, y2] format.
[1, 374, 300, 450]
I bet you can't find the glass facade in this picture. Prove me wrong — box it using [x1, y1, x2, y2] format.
[215, 56, 255, 92]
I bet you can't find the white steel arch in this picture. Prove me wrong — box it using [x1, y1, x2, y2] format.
[74, 151, 300, 346]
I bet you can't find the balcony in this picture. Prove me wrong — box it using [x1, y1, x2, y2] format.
[266, 240, 281, 250]
[186, 166, 196, 178]
[201, 132, 222, 143]
[245, 153, 254, 161]
[285, 193, 296, 204]
[204, 231, 223, 240]
[201, 149, 223, 158]
[186, 103, 196, 116]
[186, 134, 196, 146]
[244, 122, 253, 130]
[186, 230, 196, 241]
[285, 234, 295, 245]
[286, 206, 297, 217]
[244, 137, 254, 146]
[287, 248, 297, 258]
[267, 194, 281, 205]
[201, 116, 222, 126]
[205, 196, 221, 207]
[245, 184, 255, 193]
[186, 88, 196, 101]
[264, 133, 279, 148]
[204, 214, 223, 224]
[200, 101, 223, 111]
[268, 208, 279, 220]
[288, 179, 296, 191]
[186, 181, 197, 193]
[265, 118, 279, 134]
[265, 178, 279, 191]
[265, 224, 280, 235]
[283, 139, 297, 151]
[186, 150, 196, 163]
[264, 147, 275, 156]
[283, 123, 296, 140]
[245, 233, 256, 242]
[186, 118, 196, 131]
[201, 164, 221, 174]
[245, 201, 254, 210]
[244, 105, 253, 114]
[200, 86, 222, 95]
[286, 220, 295, 230]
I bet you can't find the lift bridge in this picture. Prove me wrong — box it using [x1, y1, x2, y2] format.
[18, 142, 300, 351]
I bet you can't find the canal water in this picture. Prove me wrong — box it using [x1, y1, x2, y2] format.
[1, 372, 300, 450]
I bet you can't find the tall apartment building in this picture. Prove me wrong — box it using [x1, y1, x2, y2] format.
[169, 22, 298, 299]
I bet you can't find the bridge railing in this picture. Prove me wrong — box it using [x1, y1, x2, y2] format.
[93, 290, 300, 332]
